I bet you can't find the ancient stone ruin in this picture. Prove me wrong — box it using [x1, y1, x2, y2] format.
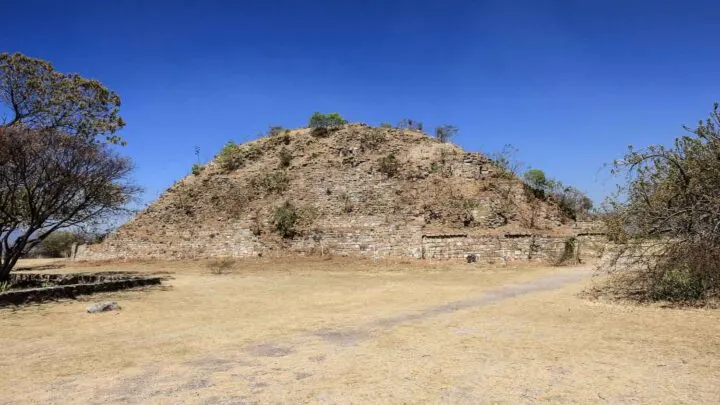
[77, 124, 605, 263]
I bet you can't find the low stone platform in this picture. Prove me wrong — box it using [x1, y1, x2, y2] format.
[0, 273, 163, 306]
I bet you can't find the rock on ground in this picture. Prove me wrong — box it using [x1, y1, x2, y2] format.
[86, 301, 121, 313]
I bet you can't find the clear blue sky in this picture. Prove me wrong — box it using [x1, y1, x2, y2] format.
[2, 0, 719, 206]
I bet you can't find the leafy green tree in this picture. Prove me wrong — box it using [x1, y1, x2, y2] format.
[523, 169, 549, 190]
[0, 52, 125, 144]
[308, 112, 347, 128]
[35, 231, 77, 258]
[434, 125, 458, 143]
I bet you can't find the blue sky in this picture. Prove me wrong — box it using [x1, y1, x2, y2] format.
[2, 0, 719, 207]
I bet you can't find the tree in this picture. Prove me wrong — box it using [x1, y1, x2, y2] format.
[490, 144, 523, 178]
[0, 52, 125, 144]
[555, 185, 593, 220]
[0, 126, 139, 281]
[602, 102, 720, 302]
[523, 169, 549, 191]
[434, 125, 458, 143]
[34, 231, 77, 258]
[308, 112, 347, 128]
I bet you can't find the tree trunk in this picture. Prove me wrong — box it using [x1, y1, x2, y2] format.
[0, 246, 23, 283]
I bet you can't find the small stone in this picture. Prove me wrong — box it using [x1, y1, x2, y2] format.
[86, 301, 121, 313]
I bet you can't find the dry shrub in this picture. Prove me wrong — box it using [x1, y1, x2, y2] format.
[599, 103, 720, 304]
[605, 241, 720, 303]
[207, 258, 235, 275]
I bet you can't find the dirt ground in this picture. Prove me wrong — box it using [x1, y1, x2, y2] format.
[1, 257, 719, 404]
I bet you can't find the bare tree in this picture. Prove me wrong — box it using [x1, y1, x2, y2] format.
[434, 125, 458, 143]
[0, 126, 139, 281]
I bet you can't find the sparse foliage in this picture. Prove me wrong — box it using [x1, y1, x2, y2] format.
[359, 129, 386, 151]
[378, 153, 399, 178]
[379, 122, 392, 128]
[191, 164, 202, 176]
[251, 171, 290, 195]
[397, 119, 423, 131]
[267, 126, 285, 137]
[0, 126, 139, 281]
[602, 102, 720, 303]
[434, 125, 458, 143]
[207, 258, 235, 275]
[278, 147, 292, 168]
[0, 52, 125, 144]
[490, 144, 523, 178]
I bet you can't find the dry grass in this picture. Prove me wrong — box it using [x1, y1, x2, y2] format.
[1, 257, 719, 404]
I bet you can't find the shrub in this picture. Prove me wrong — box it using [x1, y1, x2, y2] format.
[398, 119, 423, 131]
[434, 125, 458, 143]
[378, 153, 399, 177]
[267, 126, 284, 137]
[278, 147, 292, 168]
[490, 144, 523, 179]
[308, 112, 347, 128]
[379, 122, 392, 128]
[360, 130, 386, 151]
[191, 163, 202, 176]
[273, 201, 298, 238]
[216, 141, 261, 172]
[216, 141, 241, 171]
[310, 126, 332, 138]
[251, 171, 290, 195]
[207, 258, 235, 275]
[600, 103, 720, 303]
[35, 231, 77, 258]
[523, 169, 548, 190]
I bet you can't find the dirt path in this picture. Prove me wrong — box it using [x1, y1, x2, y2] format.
[1, 261, 718, 404]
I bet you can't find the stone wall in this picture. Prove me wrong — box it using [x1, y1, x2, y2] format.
[76, 225, 606, 264]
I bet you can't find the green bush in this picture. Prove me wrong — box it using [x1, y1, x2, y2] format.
[191, 163, 203, 176]
[36, 231, 77, 258]
[308, 112, 347, 128]
[273, 201, 298, 238]
[216, 141, 261, 172]
[379, 122, 393, 128]
[378, 153, 399, 178]
[651, 267, 706, 302]
[216, 142, 242, 171]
